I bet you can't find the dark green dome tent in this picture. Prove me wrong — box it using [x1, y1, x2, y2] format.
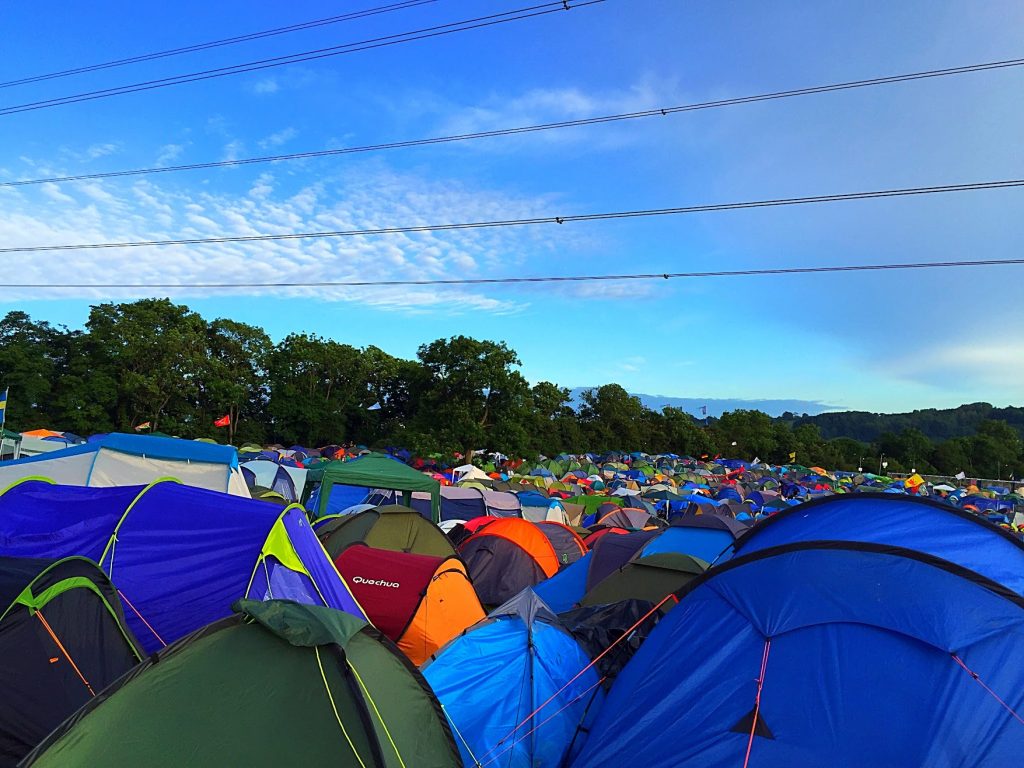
[22, 600, 460, 768]
[0, 556, 142, 767]
[580, 552, 708, 607]
[315, 453, 441, 522]
[315, 505, 456, 559]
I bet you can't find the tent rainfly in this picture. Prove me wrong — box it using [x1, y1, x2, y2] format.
[316, 453, 441, 522]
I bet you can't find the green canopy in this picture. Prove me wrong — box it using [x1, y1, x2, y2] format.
[23, 599, 460, 768]
[317, 453, 441, 522]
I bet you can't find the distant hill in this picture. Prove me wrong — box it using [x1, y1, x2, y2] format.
[568, 388, 840, 418]
[789, 402, 1024, 442]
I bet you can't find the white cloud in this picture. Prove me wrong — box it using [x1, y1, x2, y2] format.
[258, 127, 298, 150]
[251, 78, 279, 94]
[156, 143, 185, 166]
[40, 183, 74, 203]
[0, 164, 582, 314]
[222, 140, 245, 162]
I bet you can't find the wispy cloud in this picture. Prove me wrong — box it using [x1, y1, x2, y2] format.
[251, 77, 279, 94]
[156, 143, 186, 166]
[258, 127, 298, 150]
[0, 163, 581, 314]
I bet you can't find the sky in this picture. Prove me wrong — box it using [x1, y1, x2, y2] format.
[0, 0, 1021, 416]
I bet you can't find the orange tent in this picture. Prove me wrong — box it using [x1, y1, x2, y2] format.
[458, 518, 561, 606]
[335, 545, 484, 666]
[20, 429, 64, 438]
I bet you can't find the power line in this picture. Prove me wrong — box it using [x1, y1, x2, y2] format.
[0, 1, 604, 117]
[7, 258, 1023, 289]
[0, 0, 437, 90]
[2, 178, 1020, 254]
[4, 56, 1021, 189]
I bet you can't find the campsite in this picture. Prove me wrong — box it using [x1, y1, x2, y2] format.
[0, 430, 1020, 766]
[1, 0, 1023, 765]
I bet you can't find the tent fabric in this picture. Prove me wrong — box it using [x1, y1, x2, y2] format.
[317, 453, 441, 522]
[335, 545, 484, 666]
[459, 518, 561, 607]
[423, 591, 602, 768]
[0, 433, 248, 497]
[315, 505, 456, 559]
[585, 530, 661, 592]
[0, 556, 142, 767]
[23, 599, 460, 768]
[559, 599, 662, 682]
[728, 494, 1024, 593]
[640, 518, 742, 564]
[572, 543, 1024, 768]
[536, 521, 588, 568]
[0, 480, 364, 653]
[533, 552, 593, 613]
[595, 507, 659, 529]
[580, 553, 707, 607]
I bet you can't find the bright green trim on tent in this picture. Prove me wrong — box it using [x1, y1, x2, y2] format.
[315, 646, 369, 768]
[0, 557, 144, 661]
[0, 475, 56, 499]
[243, 505, 339, 612]
[98, 477, 182, 578]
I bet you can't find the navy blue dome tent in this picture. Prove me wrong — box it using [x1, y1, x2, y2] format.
[572, 541, 1024, 767]
[0, 556, 142, 766]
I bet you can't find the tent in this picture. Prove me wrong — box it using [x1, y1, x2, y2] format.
[726, 494, 1024, 592]
[23, 600, 460, 768]
[641, 515, 748, 564]
[0, 433, 249, 496]
[315, 505, 455, 559]
[572, 543, 1024, 767]
[240, 459, 307, 502]
[458, 518, 561, 607]
[580, 553, 707, 608]
[537, 521, 588, 567]
[0, 480, 363, 653]
[316, 453, 441, 522]
[423, 591, 602, 768]
[0, 556, 142, 767]
[335, 545, 485, 666]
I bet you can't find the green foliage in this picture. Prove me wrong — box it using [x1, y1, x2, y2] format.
[0, 302, 1020, 478]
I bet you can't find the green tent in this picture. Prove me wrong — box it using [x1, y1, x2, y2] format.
[317, 453, 441, 523]
[314, 505, 456, 559]
[23, 600, 460, 768]
[581, 553, 708, 607]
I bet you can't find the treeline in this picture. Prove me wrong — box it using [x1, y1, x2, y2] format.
[787, 403, 1024, 444]
[1, 300, 1021, 479]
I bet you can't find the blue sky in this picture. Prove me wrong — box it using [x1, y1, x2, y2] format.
[1, 0, 1021, 415]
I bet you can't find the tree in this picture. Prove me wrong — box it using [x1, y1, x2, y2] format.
[661, 407, 714, 457]
[267, 334, 371, 446]
[716, 409, 777, 460]
[85, 300, 208, 433]
[200, 319, 272, 445]
[414, 336, 529, 456]
[577, 384, 649, 452]
[0, 312, 62, 429]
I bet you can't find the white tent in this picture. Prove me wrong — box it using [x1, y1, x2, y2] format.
[0, 433, 250, 497]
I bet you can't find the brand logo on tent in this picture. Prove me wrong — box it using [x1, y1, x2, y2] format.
[352, 576, 401, 588]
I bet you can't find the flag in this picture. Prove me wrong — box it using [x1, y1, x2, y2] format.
[214, 414, 231, 428]
[0, 388, 7, 425]
[700, 405, 707, 416]
[788, 451, 797, 462]
[134, 422, 152, 432]
[954, 471, 966, 480]
[905, 473, 925, 491]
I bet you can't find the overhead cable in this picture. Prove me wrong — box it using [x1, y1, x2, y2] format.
[8, 258, 1023, 289]
[4, 56, 1021, 189]
[1, 178, 1019, 254]
[0, 1, 605, 117]
[0, 0, 437, 90]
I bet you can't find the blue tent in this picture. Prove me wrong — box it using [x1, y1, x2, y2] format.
[0, 479, 364, 653]
[533, 552, 592, 612]
[641, 516, 746, 564]
[572, 543, 1024, 767]
[424, 591, 601, 768]
[726, 494, 1024, 593]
